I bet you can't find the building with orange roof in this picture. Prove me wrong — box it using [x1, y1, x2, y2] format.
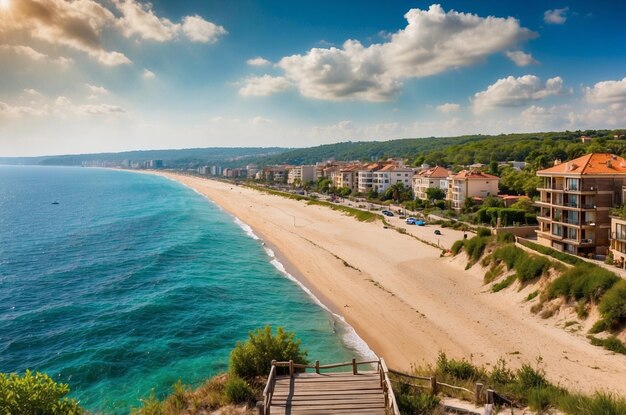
[372, 163, 414, 194]
[447, 170, 500, 211]
[536, 153, 626, 256]
[413, 166, 452, 201]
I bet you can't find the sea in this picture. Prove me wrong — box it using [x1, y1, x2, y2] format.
[0, 166, 372, 414]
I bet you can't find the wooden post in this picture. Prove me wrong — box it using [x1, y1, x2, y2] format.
[430, 376, 438, 395]
[474, 383, 484, 404]
[315, 360, 320, 374]
[486, 389, 494, 405]
[289, 360, 294, 377]
[256, 401, 264, 415]
[352, 358, 358, 375]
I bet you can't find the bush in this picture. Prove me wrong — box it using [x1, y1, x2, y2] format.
[229, 326, 308, 379]
[546, 264, 619, 303]
[451, 240, 464, 256]
[436, 352, 478, 380]
[0, 371, 84, 415]
[597, 280, 626, 329]
[224, 376, 255, 404]
[492, 245, 524, 270]
[588, 335, 626, 355]
[516, 364, 548, 390]
[497, 232, 515, 243]
[396, 382, 440, 414]
[489, 359, 515, 386]
[484, 263, 504, 284]
[477, 227, 492, 237]
[492, 274, 516, 292]
[516, 256, 550, 283]
[464, 236, 490, 262]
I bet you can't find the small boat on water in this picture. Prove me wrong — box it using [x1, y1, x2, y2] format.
[51, 201, 59, 205]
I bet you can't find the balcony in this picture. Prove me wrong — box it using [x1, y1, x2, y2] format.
[611, 232, 626, 243]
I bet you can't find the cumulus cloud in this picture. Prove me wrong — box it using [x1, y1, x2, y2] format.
[76, 104, 126, 116]
[182, 15, 227, 43]
[238, 75, 292, 97]
[85, 84, 109, 94]
[472, 75, 570, 113]
[0, 101, 47, 117]
[0, 44, 47, 60]
[251, 116, 271, 125]
[247, 57, 271, 66]
[544, 7, 569, 24]
[584, 78, 626, 104]
[437, 103, 460, 113]
[142, 69, 156, 79]
[505, 50, 538, 66]
[257, 4, 535, 102]
[0, 0, 131, 65]
[0, 0, 225, 65]
[0, 94, 125, 118]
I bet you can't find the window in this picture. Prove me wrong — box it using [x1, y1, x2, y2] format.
[566, 178, 579, 190]
[616, 223, 626, 241]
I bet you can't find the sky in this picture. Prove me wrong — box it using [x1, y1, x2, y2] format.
[0, 0, 625, 156]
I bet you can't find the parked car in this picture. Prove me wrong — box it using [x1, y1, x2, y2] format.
[416, 220, 426, 226]
[405, 217, 416, 225]
[382, 210, 394, 217]
[434, 229, 442, 235]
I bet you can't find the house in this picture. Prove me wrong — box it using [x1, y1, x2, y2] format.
[287, 165, 316, 186]
[536, 153, 626, 256]
[413, 166, 452, 201]
[334, 164, 361, 192]
[447, 170, 500, 211]
[609, 215, 626, 267]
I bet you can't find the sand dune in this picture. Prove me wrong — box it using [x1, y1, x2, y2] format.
[154, 172, 626, 395]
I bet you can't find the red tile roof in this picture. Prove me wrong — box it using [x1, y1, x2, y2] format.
[537, 153, 626, 175]
[417, 165, 452, 178]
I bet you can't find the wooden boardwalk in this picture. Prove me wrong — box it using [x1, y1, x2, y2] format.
[257, 359, 399, 415]
[269, 371, 386, 414]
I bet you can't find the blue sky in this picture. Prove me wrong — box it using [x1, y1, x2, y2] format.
[0, 0, 625, 156]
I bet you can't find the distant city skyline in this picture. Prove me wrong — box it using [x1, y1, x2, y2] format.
[1, 0, 625, 156]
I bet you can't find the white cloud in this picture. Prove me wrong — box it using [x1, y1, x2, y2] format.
[142, 69, 156, 79]
[505, 50, 538, 66]
[182, 15, 227, 43]
[85, 84, 109, 95]
[270, 4, 535, 102]
[472, 75, 570, 113]
[113, 0, 179, 41]
[238, 75, 292, 97]
[584, 78, 626, 104]
[544, 7, 569, 24]
[24, 88, 42, 96]
[76, 104, 126, 116]
[436, 103, 460, 113]
[0, 0, 131, 66]
[251, 116, 271, 125]
[0, 45, 47, 60]
[247, 57, 271, 66]
[0, 101, 47, 117]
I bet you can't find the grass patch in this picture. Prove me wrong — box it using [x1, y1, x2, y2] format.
[492, 274, 516, 292]
[597, 279, 626, 330]
[463, 235, 492, 263]
[526, 290, 539, 301]
[517, 239, 585, 266]
[516, 256, 551, 283]
[546, 264, 619, 304]
[451, 239, 465, 255]
[588, 335, 626, 355]
[484, 263, 505, 284]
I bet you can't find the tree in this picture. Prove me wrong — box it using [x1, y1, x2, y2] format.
[425, 187, 446, 201]
[0, 371, 84, 415]
[229, 326, 308, 379]
[482, 196, 504, 208]
[317, 178, 332, 194]
[384, 183, 413, 203]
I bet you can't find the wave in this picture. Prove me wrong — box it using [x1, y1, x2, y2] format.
[230, 217, 377, 360]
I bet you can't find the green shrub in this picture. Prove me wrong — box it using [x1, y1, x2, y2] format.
[492, 275, 516, 292]
[489, 359, 515, 386]
[526, 290, 539, 301]
[516, 256, 550, 283]
[484, 263, 504, 284]
[516, 364, 548, 390]
[229, 326, 308, 379]
[588, 335, 626, 355]
[497, 232, 516, 243]
[546, 264, 619, 303]
[492, 244, 523, 270]
[528, 386, 556, 412]
[451, 240, 465, 256]
[436, 353, 478, 380]
[597, 280, 626, 329]
[224, 376, 255, 404]
[589, 319, 609, 334]
[517, 239, 585, 266]
[477, 227, 492, 237]
[396, 382, 440, 414]
[0, 371, 84, 415]
[464, 236, 490, 262]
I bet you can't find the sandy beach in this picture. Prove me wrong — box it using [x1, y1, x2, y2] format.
[152, 172, 626, 395]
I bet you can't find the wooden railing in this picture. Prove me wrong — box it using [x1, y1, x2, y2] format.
[256, 358, 400, 415]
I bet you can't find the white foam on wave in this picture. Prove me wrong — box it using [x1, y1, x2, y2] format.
[261, 239, 377, 360]
[233, 217, 260, 240]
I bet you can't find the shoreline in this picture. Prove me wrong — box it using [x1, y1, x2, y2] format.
[138, 170, 626, 395]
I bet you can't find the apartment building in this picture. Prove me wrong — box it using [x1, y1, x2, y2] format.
[447, 170, 499, 211]
[287, 165, 316, 186]
[334, 164, 361, 192]
[357, 163, 382, 194]
[609, 216, 626, 267]
[372, 164, 414, 194]
[536, 153, 626, 256]
[413, 166, 452, 201]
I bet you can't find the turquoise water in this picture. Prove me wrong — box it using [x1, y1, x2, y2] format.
[0, 166, 367, 414]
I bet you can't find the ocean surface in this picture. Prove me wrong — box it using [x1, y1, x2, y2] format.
[0, 166, 371, 414]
